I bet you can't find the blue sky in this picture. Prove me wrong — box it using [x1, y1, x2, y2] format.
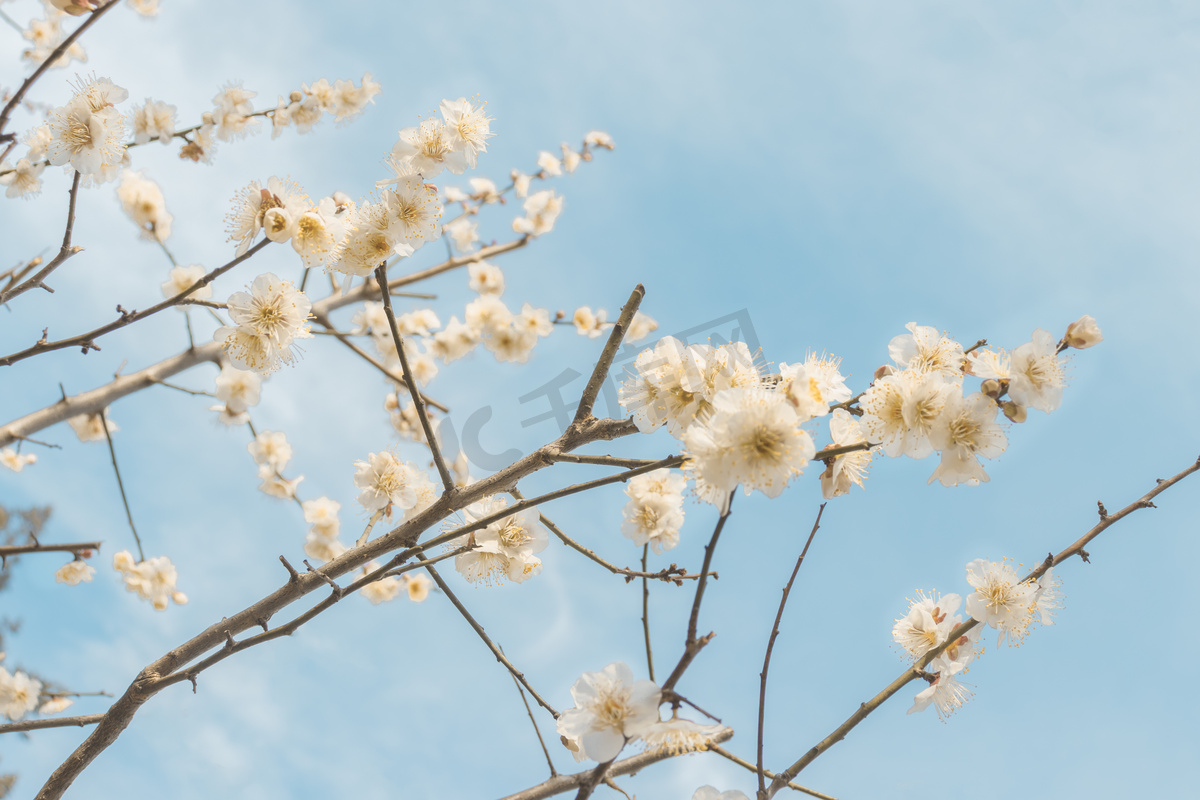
[2, 1, 1198, 798]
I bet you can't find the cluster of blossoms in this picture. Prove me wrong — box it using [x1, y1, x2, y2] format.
[0, 659, 42, 721]
[894, 559, 1061, 719]
[302, 497, 345, 564]
[858, 318, 1101, 487]
[0, 71, 376, 201]
[555, 661, 726, 763]
[448, 496, 547, 585]
[66, 410, 117, 442]
[112, 550, 187, 611]
[353, 451, 435, 520]
[620, 338, 850, 511]
[45, 74, 128, 178]
[209, 363, 262, 425]
[54, 557, 95, 585]
[621, 469, 687, 553]
[116, 170, 172, 241]
[358, 563, 433, 605]
[0, 447, 37, 472]
[213, 273, 313, 375]
[247, 430, 303, 500]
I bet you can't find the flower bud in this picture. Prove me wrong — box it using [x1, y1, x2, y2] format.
[1065, 315, 1103, 349]
[1001, 400, 1027, 423]
[201, 112, 214, 125]
[980, 379, 1003, 399]
[873, 364, 896, 382]
[262, 207, 294, 242]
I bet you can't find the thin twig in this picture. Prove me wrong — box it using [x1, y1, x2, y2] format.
[101, 409, 143, 562]
[374, 265, 454, 492]
[0, 239, 270, 366]
[0, 715, 106, 735]
[0, 172, 82, 306]
[549, 453, 666, 469]
[708, 745, 838, 800]
[310, 309, 449, 412]
[501, 644, 558, 777]
[0, 541, 101, 558]
[531, 495, 704, 582]
[660, 495, 734, 693]
[0, 1, 120, 136]
[642, 546, 654, 682]
[422, 564, 557, 716]
[496, 727, 734, 800]
[572, 285, 645, 426]
[757, 504, 826, 799]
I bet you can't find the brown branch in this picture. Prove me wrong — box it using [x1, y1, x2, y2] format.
[501, 644, 558, 777]
[375, 264, 453, 491]
[34, 413, 641, 799]
[548, 453, 666, 469]
[0, 541, 100, 558]
[641, 546, 654, 682]
[525, 489, 706, 583]
[757, 504, 826, 800]
[0, 239, 271, 366]
[100, 409, 143, 562]
[1, 238, 532, 446]
[0, 172, 82, 306]
[1, 344, 222, 449]
[572, 285, 644, 426]
[0, 714, 106, 735]
[661, 494, 734, 693]
[496, 727, 734, 800]
[309, 310, 449, 413]
[763, 455, 1200, 797]
[423, 564, 557, 715]
[708, 745, 837, 800]
[813, 441, 876, 462]
[0, 1, 120, 137]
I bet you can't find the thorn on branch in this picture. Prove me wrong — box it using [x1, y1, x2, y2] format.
[1043, 552, 1054, 568]
[304, 560, 343, 597]
[256, 617, 269, 633]
[224, 631, 236, 650]
[79, 339, 100, 354]
[279, 555, 300, 584]
[1079, 548, 1090, 564]
[1097, 501, 1109, 520]
[187, 674, 197, 694]
[115, 304, 135, 322]
[38, 328, 48, 345]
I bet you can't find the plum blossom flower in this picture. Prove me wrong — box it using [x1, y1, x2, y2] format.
[113, 550, 188, 610]
[964, 558, 1038, 646]
[0, 448, 37, 472]
[0, 667, 41, 721]
[131, 99, 177, 145]
[907, 655, 974, 720]
[892, 590, 962, 661]
[55, 559, 95, 585]
[621, 469, 687, 554]
[0, 158, 45, 198]
[46, 76, 127, 176]
[354, 452, 423, 514]
[451, 496, 547, 584]
[214, 273, 313, 375]
[819, 409, 872, 499]
[160, 264, 210, 301]
[684, 387, 815, 512]
[927, 391, 1008, 487]
[440, 97, 494, 168]
[512, 190, 563, 236]
[555, 662, 661, 762]
[1008, 329, 1067, 413]
[68, 411, 117, 442]
[889, 322, 965, 378]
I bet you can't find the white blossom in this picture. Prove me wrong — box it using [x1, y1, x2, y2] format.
[214, 273, 313, 375]
[0, 448, 37, 472]
[512, 190, 563, 236]
[46, 76, 128, 175]
[964, 558, 1038, 646]
[555, 662, 661, 763]
[1008, 329, 1068, 413]
[113, 550, 188, 610]
[0, 667, 41, 721]
[55, 559, 95, 585]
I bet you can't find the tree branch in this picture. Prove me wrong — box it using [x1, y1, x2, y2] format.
[757, 504, 826, 800]
[571, 284, 644, 426]
[374, 264, 453, 491]
[0, 239, 271, 366]
[763, 455, 1200, 797]
[0, 1, 119, 137]
[496, 727, 734, 800]
[0, 172, 82, 306]
[0, 715, 105, 735]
